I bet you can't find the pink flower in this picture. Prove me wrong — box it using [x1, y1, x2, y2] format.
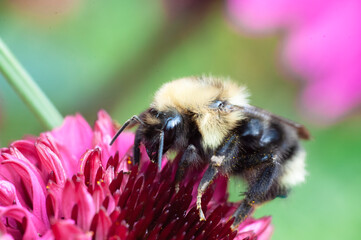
[0, 110, 272, 239]
[227, 0, 361, 123]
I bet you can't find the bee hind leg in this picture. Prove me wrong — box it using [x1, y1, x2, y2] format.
[232, 162, 280, 228]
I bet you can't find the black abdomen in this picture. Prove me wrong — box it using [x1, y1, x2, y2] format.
[221, 117, 294, 173]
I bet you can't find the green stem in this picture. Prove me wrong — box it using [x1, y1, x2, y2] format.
[0, 37, 63, 130]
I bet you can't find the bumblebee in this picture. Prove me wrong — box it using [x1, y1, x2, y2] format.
[110, 76, 310, 227]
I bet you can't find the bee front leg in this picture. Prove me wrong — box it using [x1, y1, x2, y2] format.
[232, 162, 280, 228]
[197, 164, 219, 220]
[175, 144, 201, 191]
[133, 130, 142, 166]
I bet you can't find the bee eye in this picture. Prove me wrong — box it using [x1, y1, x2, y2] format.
[165, 114, 182, 130]
[210, 100, 225, 109]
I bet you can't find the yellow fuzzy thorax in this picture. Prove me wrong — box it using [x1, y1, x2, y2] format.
[152, 76, 249, 149]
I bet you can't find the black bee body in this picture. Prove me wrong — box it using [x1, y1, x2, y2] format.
[110, 77, 309, 228]
[208, 114, 302, 224]
[221, 116, 298, 173]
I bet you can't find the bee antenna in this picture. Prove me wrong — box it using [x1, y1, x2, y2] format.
[110, 115, 144, 146]
[157, 130, 164, 171]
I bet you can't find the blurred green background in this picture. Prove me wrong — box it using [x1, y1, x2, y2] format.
[0, 1, 360, 239]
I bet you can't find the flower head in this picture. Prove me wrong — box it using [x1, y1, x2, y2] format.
[227, 0, 361, 123]
[0, 110, 272, 239]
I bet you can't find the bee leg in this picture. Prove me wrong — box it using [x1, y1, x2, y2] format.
[232, 162, 280, 228]
[175, 144, 200, 191]
[133, 130, 142, 166]
[197, 164, 219, 221]
[196, 134, 238, 220]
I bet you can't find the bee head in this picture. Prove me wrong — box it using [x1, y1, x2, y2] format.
[138, 108, 184, 165]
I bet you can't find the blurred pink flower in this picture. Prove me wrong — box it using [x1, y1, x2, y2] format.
[0, 110, 272, 239]
[227, 0, 361, 123]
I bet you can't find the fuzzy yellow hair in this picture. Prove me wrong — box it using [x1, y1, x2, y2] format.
[152, 76, 249, 149]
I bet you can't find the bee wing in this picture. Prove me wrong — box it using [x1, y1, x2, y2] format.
[234, 105, 311, 140]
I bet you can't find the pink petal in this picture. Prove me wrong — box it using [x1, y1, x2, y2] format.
[93, 110, 115, 147]
[238, 216, 273, 238]
[92, 183, 106, 213]
[9, 140, 41, 168]
[62, 180, 95, 231]
[93, 111, 141, 169]
[92, 111, 114, 162]
[1, 157, 49, 229]
[0, 181, 20, 206]
[46, 192, 58, 221]
[74, 181, 96, 231]
[103, 164, 115, 188]
[79, 148, 103, 187]
[46, 180, 67, 221]
[51, 220, 92, 240]
[0, 233, 15, 240]
[61, 180, 76, 220]
[0, 206, 39, 239]
[234, 231, 255, 240]
[38, 230, 55, 240]
[257, 222, 274, 240]
[35, 136, 67, 186]
[50, 114, 93, 174]
[90, 208, 112, 240]
[113, 133, 136, 164]
[0, 158, 28, 208]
